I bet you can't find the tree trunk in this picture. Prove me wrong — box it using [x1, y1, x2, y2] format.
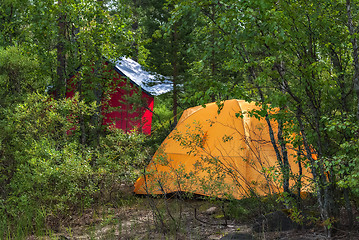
[244, 55, 291, 195]
[278, 120, 290, 194]
[275, 62, 291, 195]
[172, 24, 178, 127]
[131, 0, 139, 61]
[346, 0, 359, 121]
[77, 80, 87, 145]
[56, 0, 66, 99]
[210, 5, 216, 102]
[296, 108, 332, 237]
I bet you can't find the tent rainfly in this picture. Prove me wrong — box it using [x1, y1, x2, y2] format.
[134, 99, 310, 199]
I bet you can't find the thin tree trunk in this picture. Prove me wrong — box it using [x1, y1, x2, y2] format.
[244, 54, 290, 195]
[296, 108, 332, 237]
[131, 0, 139, 61]
[211, 6, 216, 102]
[78, 80, 87, 145]
[276, 62, 291, 194]
[329, 46, 350, 112]
[344, 187, 354, 228]
[346, 0, 359, 121]
[172, 24, 178, 127]
[296, 147, 303, 209]
[278, 120, 290, 194]
[56, 0, 66, 99]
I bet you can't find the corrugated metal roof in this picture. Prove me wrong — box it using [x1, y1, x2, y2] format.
[115, 58, 172, 96]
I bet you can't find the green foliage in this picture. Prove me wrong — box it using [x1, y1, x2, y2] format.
[147, 94, 175, 151]
[135, 0, 197, 124]
[166, 0, 359, 233]
[152, 95, 174, 131]
[0, 93, 150, 238]
[0, 1, 151, 238]
[0, 0, 31, 46]
[0, 45, 47, 106]
[226, 195, 279, 222]
[93, 127, 150, 204]
[323, 114, 359, 196]
[139, 0, 193, 76]
[0, 4, 153, 236]
[3, 0, 359, 237]
[14, 0, 134, 99]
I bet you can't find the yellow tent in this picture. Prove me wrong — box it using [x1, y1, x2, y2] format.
[134, 99, 308, 199]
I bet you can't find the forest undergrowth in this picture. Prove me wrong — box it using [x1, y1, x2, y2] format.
[21, 184, 359, 240]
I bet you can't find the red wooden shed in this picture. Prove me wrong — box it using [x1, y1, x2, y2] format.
[66, 58, 172, 135]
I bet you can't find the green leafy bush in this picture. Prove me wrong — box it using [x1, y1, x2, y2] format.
[0, 93, 150, 238]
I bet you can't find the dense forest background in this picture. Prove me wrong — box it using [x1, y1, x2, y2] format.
[1, 0, 359, 238]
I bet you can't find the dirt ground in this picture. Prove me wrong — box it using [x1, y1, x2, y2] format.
[29, 185, 358, 240]
[42, 203, 357, 240]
